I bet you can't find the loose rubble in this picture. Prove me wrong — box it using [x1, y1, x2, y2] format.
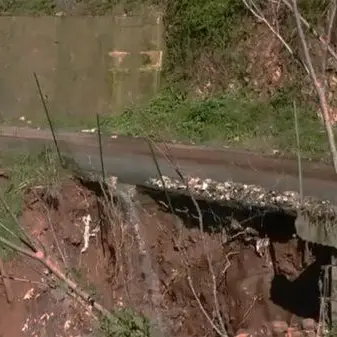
[234, 318, 317, 337]
[146, 176, 337, 227]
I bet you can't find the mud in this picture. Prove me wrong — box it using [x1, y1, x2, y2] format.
[0, 177, 330, 337]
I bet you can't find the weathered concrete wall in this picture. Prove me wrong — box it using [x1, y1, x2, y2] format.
[0, 11, 163, 127]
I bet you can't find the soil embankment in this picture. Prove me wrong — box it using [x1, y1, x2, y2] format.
[0, 177, 328, 337]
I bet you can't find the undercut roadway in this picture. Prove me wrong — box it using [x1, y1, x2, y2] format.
[1, 126, 337, 203]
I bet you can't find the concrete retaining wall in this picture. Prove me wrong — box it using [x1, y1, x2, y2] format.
[0, 10, 163, 127]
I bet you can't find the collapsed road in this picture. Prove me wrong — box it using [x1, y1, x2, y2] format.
[1, 126, 337, 202]
[3, 126, 337, 247]
[2, 127, 337, 318]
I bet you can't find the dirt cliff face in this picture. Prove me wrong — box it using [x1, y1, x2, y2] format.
[8, 176, 328, 337]
[0, 166, 331, 337]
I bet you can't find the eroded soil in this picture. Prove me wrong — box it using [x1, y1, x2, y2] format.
[0, 177, 328, 337]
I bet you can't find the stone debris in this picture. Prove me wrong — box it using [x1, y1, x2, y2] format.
[146, 176, 337, 226]
[271, 320, 288, 333]
[234, 318, 317, 337]
[301, 318, 316, 331]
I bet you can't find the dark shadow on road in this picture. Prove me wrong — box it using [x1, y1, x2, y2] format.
[138, 185, 297, 242]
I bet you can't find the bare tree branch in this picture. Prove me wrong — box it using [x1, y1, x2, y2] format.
[0, 225, 112, 318]
[322, 0, 337, 86]
[293, 101, 303, 200]
[292, 0, 337, 172]
[282, 0, 337, 63]
[242, 0, 310, 74]
[0, 257, 13, 303]
[146, 139, 229, 337]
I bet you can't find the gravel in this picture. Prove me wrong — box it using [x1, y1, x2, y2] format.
[146, 176, 337, 227]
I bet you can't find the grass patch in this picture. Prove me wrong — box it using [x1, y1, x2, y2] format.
[163, 0, 247, 81]
[0, 147, 64, 259]
[0, 0, 156, 14]
[0, 0, 56, 14]
[0, 147, 152, 336]
[97, 309, 151, 337]
[101, 88, 329, 159]
[0, 0, 331, 162]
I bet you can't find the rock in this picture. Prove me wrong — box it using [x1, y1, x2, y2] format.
[261, 322, 273, 336]
[235, 329, 252, 337]
[50, 288, 66, 302]
[301, 319, 316, 331]
[304, 331, 316, 337]
[291, 331, 304, 337]
[271, 321, 288, 333]
[235, 333, 250, 337]
[286, 327, 304, 337]
[286, 327, 297, 333]
[65, 232, 82, 246]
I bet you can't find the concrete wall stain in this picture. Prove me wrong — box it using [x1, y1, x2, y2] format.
[0, 9, 163, 127]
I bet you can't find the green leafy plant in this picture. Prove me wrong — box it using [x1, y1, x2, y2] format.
[163, 0, 247, 80]
[0, 148, 63, 259]
[99, 309, 150, 337]
[0, 0, 56, 14]
[103, 85, 327, 158]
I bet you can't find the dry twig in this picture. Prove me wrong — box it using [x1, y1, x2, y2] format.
[322, 0, 337, 81]
[0, 274, 46, 287]
[0, 234, 112, 318]
[292, 0, 337, 172]
[0, 189, 113, 319]
[293, 101, 303, 200]
[237, 295, 258, 328]
[243, 0, 337, 170]
[34, 72, 63, 167]
[35, 191, 68, 269]
[147, 139, 229, 337]
[0, 257, 13, 303]
[282, 0, 337, 63]
[0, 196, 36, 252]
[242, 0, 309, 73]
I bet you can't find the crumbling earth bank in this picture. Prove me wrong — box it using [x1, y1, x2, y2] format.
[0, 177, 329, 337]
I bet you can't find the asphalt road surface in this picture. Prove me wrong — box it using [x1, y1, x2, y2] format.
[1, 126, 337, 203]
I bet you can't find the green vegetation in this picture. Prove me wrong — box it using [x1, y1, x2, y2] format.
[0, 0, 56, 14]
[297, 0, 331, 24]
[97, 309, 150, 337]
[100, 0, 331, 160]
[0, 2, 334, 335]
[102, 87, 329, 159]
[0, 148, 63, 258]
[0, 0, 153, 14]
[0, 148, 151, 336]
[163, 0, 247, 80]
[0, 0, 333, 159]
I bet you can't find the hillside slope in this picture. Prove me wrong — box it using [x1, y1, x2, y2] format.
[1, 0, 337, 160]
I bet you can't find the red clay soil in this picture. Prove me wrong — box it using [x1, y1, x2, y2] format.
[0, 177, 323, 337]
